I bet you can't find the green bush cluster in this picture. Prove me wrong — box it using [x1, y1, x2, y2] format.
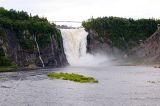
[0, 48, 11, 66]
[48, 72, 98, 83]
[82, 17, 160, 51]
[0, 56, 11, 66]
[0, 64, 17, 72]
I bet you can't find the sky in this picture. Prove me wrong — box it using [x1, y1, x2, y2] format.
[1, 0, 160, 26]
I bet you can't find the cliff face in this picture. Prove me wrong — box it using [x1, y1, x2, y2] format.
[128, 29, 160, 63]
[40, 32, 68, 67]
[1, 30, 68, 67]
[0, 8, 68, 68]
[86, 29, 122, 56]
[86, 28, 160, 63]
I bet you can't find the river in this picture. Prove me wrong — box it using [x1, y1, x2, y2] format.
[0, 66, 160, 106]
[1, 28, 160, 106]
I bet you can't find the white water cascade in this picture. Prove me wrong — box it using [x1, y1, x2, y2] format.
[61, 28, 108, 66]
[33, 35, 45, 68]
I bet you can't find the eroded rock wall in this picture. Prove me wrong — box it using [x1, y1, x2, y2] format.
[128, 29, 160, 63]
[86, 29, 122, 57]
[2, 30, 68, 67]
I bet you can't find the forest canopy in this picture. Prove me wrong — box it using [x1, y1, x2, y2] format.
[0, 7, 60, 66]
[82, 17, 160, 50]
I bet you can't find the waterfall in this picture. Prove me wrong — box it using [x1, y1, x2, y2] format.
[33, 35, 45, 67]
[60, 28, 88, 65]
[61, 28, 109, 66]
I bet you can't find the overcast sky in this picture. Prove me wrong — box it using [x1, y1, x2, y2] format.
[1, 0, 160, 26]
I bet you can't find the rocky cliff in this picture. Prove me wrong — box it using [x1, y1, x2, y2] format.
[83, 17, 159, 57]
[0, 29, 68, 68]
[0, 8, 68, 68]
[86, 29, 122, 56]
[128, 28, 160, 63]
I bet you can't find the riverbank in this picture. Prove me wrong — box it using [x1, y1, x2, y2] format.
[0, 65, 41, 73]
[0, 67, 16, 72]
[0, 64, 18, 72]
[0, 64, 69, 73]
[0, 64, 159, 74]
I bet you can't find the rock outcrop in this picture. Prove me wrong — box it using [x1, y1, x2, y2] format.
[0, 7, 68, 68]
[128, 27, 160, 63]
[86, 29, 122, 56]
[2, 30, 68, 67]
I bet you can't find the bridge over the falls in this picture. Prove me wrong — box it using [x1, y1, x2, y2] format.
[50, 21, 82, 23]
[50, 21, 83, 28]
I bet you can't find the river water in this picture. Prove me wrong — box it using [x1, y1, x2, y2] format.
[0, 66, 160, 106]
[1, 28, 160, 106]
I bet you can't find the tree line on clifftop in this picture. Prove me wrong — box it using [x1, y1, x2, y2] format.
[0, 7, 61, 66]
[82, 17, 160, 51]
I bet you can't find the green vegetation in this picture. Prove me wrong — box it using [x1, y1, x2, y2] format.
[0, 67, 14, 72]
[0, 64, 17, 72]
[0, 7, 61, 66]
[0, 7, 60, 50]
[82, 17, 160, 51]
[0, 48, 12, 66]
[0, 56, 11, 66]
[48, 72, 98, 83]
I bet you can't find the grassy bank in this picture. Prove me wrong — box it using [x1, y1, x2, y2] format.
[0, 65, 18, 72]
[48, 73, 98, 83]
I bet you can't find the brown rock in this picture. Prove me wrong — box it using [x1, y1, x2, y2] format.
[128, 29, 160, 63]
